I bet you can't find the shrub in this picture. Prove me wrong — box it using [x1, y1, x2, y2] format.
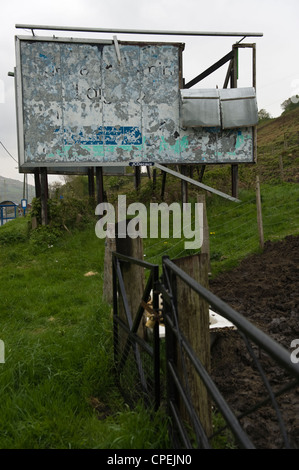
[29, 225, 62, 251]
[0, 217, 29, 245]
[30, 196, 95, 232]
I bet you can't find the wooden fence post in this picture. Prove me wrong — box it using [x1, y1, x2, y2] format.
[197, 194, 211, 274]
[173, 253, 212, 439]
[279, 155, 284, 181]
[256, 175, 264, 250]
[180, 164, 188, 205]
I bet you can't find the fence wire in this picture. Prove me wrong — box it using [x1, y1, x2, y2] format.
[143, 183, 299, 266]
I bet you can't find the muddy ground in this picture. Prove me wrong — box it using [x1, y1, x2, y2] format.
[209, 235, 299, 449]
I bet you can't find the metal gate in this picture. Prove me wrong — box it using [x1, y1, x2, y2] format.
[112, 251, 161, 410]
[112, 252, 299, 449]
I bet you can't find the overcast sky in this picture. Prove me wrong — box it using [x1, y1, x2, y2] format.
[1, 0, 299, 185]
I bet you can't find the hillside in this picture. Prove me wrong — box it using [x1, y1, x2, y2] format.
[258, 106, 299, 147]
[0, 176, 35, 203]
[199, 107, 299, 194]
[256, 107, 299, 183]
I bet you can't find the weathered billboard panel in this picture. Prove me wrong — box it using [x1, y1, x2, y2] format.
[15, 36, 256, 168]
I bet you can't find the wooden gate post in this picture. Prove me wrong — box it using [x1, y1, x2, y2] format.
[173, 253, 212, 439]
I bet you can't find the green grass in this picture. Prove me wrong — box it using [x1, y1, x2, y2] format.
[207, 182, 299, 275]
[0, 180, 298, 449]
[143, 182, 299, 277]
[0, 219, 170, 449]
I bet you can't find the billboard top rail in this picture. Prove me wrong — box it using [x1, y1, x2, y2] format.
[15, 24, 263, 38]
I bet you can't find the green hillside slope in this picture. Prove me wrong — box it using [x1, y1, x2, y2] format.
[200, 108, 299, 193]
[256, 107, 299, 183]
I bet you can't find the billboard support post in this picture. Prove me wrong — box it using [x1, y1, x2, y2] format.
[96, 167, 104, 205]
[40, 168, 48, 226]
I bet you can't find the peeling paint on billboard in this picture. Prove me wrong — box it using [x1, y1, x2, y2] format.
[15, 37, 255, 167]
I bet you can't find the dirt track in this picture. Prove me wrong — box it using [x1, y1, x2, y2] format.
[209, 235, 299, 449]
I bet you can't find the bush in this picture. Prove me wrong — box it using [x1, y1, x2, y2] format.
[0, 217, 29, 245]
[29, 225, 63, 251]
[30, 196, 95, 232]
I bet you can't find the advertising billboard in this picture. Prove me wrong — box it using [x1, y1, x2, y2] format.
[15, 36, 256, 168]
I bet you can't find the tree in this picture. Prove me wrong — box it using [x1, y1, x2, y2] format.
[258, 109, 271, 121]
[281, 96, 299, 114]
[48, 181, 63, 198]
[62, 175, 89, 198]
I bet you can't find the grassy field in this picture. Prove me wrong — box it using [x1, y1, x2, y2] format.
[143, 181, 299, 276]
[0, 177, 298, 448]
[0, 218, 170, 449]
